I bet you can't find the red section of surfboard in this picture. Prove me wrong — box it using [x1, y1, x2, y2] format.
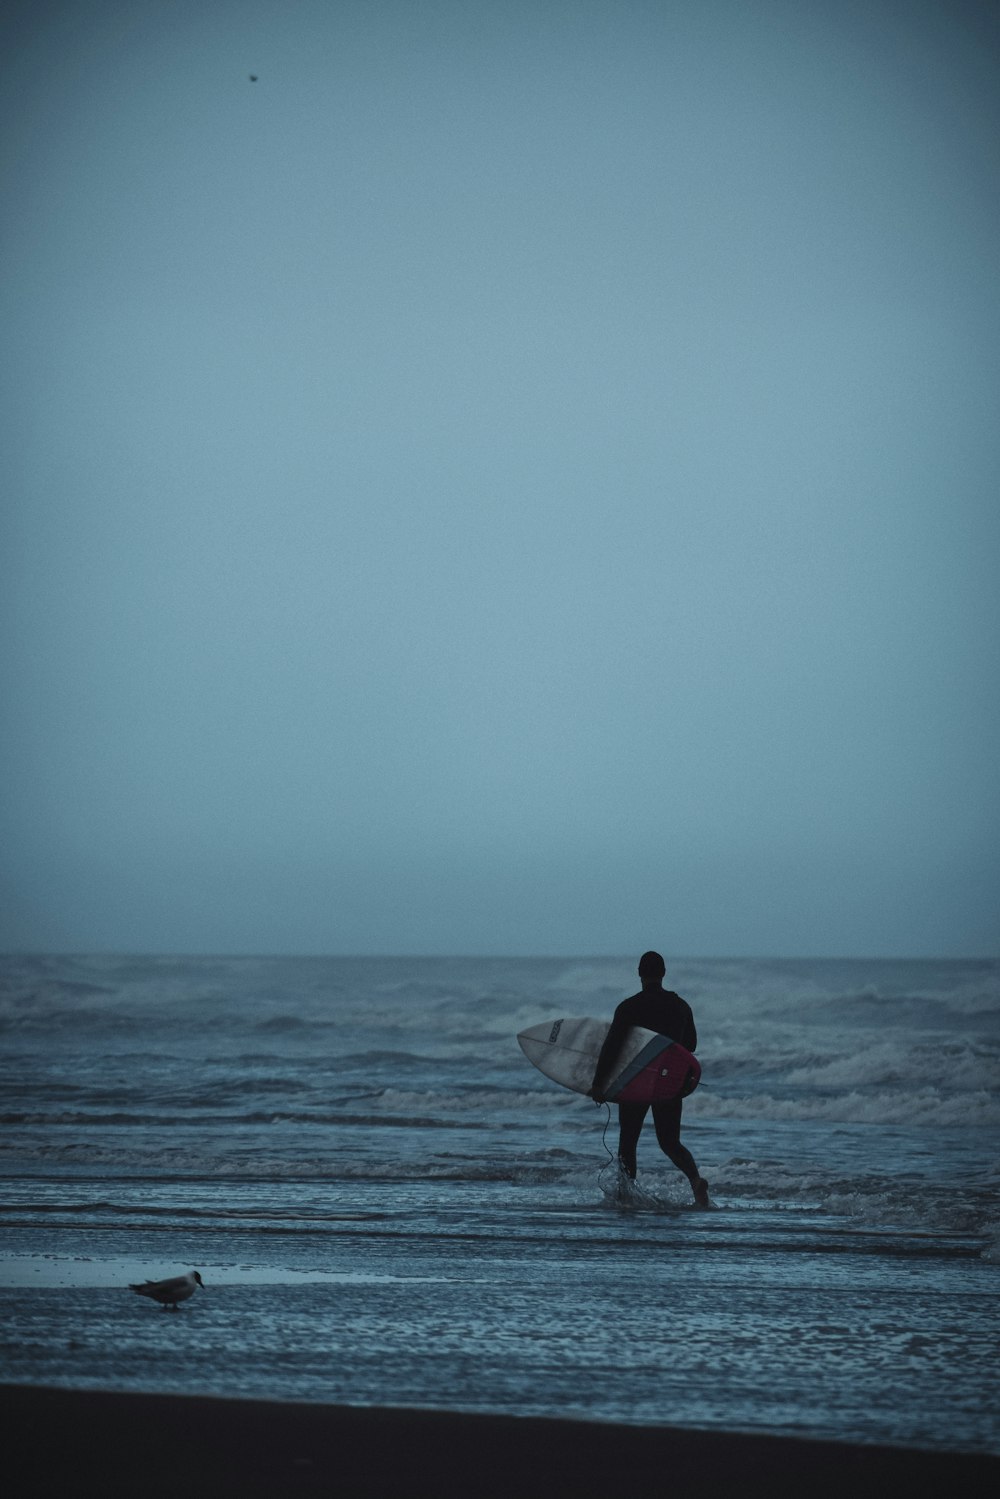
[613, 1041, 700, 1103]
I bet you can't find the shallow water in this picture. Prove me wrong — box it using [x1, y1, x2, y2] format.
[1, 955, 998, 1451]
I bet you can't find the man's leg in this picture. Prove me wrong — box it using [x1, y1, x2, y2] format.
[651, 1100, 710, 1205]
[617, 1101, 648, 1178]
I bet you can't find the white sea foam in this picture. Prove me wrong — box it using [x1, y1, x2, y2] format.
[693, 1086, 1000, 1127]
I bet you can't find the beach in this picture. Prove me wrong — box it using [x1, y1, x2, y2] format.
[1, 955, 998, 1466]
[7, 1385, 1000, 1499]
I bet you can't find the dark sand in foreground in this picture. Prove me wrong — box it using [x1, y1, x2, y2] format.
[4, 1385, 998, 1498]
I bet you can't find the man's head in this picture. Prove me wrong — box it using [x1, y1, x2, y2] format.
[638, 950, 666, 984]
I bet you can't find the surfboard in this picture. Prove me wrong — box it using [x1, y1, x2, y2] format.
[517, 1016, 700, 1103]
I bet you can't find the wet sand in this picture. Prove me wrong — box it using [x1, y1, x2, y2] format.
[4, 1384, 998, 1498]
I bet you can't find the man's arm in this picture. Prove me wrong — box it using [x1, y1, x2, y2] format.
[589, 1008, 628, 1102]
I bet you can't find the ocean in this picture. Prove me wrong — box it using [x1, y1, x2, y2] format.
[1, 954, 997, 1454]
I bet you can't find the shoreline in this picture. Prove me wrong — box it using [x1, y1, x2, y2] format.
[4, 1385, 998, 1498]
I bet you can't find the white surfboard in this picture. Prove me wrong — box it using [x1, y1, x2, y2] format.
[515, 1016, 674, 1096]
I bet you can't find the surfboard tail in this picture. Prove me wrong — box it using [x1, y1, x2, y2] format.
[608, 1041, 701, 1105]
[604, 1035, 674, 1100]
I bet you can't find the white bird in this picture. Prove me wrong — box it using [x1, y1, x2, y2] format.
[129, 1271, 204, 1310]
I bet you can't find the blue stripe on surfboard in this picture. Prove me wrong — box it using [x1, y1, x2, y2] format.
[605, 1034, 675, 1101]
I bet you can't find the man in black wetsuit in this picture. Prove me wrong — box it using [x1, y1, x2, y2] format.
[589, 951, 710, 1207]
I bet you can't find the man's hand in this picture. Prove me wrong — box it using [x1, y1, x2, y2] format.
[588, 1086, 606, 1105]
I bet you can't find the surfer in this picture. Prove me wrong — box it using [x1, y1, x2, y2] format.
[589, 952, 710, 1207]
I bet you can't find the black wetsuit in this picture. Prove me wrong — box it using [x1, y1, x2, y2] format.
[592, 985, 700, 1184]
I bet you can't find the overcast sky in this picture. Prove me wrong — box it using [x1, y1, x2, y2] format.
[2, 0, 998, 957]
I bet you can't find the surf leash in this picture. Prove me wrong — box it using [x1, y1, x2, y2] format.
[595, 1102, 660, 1208]
[596, 1102, 626, 1198]
[599, 1102, 615, 1163]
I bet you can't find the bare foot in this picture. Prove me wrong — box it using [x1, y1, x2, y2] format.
[693, 1177, 711, 1209]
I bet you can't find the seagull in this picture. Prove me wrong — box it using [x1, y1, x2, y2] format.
[249, 74, 258, 82]
[129, 1271, 204, 1311]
